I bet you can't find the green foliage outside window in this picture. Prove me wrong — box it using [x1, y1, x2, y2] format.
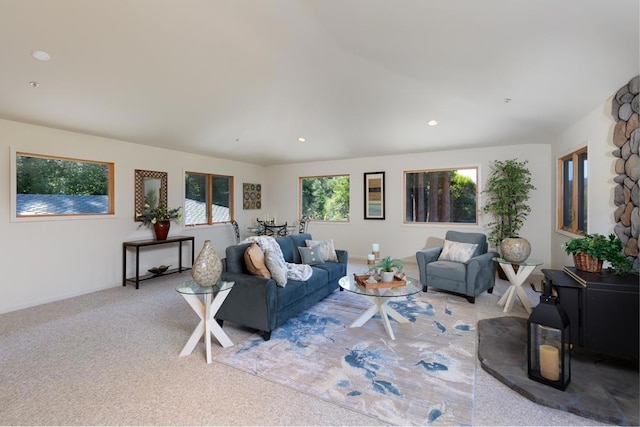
[17, 155, 108, 195]
[300, 175, 350, 221]
[16, 153, 113, 216]
[405, 168, 477, 223]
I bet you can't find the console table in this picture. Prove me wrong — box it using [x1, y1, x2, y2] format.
[542, 267, 639, 360]
[122, 236, 195, 289]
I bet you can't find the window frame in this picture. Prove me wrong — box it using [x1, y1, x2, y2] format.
[557, 146, 588, 236]
[403, 166, 479, 225]
[12, 149, 115, 221]
[298, 174, 351, 223]
[184, 171, 234, 226]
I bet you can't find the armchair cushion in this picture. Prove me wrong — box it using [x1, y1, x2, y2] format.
[438, 240, 478, 263]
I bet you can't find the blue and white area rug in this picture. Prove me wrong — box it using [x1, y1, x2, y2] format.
[214, 289, 477, 426]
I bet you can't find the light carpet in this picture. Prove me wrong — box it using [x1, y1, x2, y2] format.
[214, 288, 477, 426]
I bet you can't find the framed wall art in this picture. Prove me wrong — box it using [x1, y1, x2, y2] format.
[243, 183, 262, 209]
[364, 171, 385, 220]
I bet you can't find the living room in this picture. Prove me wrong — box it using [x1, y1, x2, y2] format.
[1, 1, 638, 425]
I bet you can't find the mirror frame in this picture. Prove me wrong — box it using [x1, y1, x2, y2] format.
[134, 169, 168, 221]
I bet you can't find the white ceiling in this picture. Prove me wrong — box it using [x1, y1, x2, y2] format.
[1, 0, 638, 166]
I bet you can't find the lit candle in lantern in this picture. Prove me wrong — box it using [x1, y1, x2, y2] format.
[539, 344, 560, 381]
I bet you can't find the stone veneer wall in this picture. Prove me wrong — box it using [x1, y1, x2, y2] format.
[611, 75, 640, 272]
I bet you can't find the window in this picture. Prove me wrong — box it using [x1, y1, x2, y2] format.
[558, 147, 587, 234]
[404, 168, 478, 224]
[184, 172, 233, 226]
[15, 152, 114, 217]
[300, 175, 350, 222]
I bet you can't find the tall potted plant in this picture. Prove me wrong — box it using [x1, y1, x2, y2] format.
[482, 159, 536, 265]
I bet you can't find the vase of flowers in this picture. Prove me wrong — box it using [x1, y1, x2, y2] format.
[136, 203, 182, 240]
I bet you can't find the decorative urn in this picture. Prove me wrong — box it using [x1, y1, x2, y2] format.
[191, 240, 223, 286]
[500, 237, 531, 263]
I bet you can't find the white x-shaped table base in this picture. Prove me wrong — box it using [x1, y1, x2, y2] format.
[497, 263, 537, 314]
[349, 290, 410, 340]
[179, 290, 233, 363]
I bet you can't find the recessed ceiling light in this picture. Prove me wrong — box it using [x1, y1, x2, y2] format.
[31, 50, 50, 61]
[428, 120, 438, 126]
[298, 137, 306, 142]
[29, 81, 40, 88]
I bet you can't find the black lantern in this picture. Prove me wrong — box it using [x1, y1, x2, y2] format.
[527, 280, 571, 390]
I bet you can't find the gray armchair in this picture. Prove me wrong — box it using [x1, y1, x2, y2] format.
[416, 230, 497, 303]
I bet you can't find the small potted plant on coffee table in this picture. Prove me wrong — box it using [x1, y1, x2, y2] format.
[370, 256, 404, 282]
[562, 233, 633, 275]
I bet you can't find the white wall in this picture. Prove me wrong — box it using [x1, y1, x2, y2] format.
[550, 97, 620, 267]
[1, 94, 616, 314]
[266, 144, 553, 267]
[0, 119, 266, 313]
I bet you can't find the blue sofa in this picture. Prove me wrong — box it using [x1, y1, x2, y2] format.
[217, 233, 348, 340]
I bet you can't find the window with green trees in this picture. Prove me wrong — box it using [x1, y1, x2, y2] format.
[404, 168, 477, 223]
[300, 175, 350, 222]
[15, 152, 114, 217]
[184, 172, 233, 225]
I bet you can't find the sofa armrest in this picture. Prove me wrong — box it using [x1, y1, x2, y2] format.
[416, 247, 442, 285]
[336, 249, 348, 265]
[217, 271, 277, 332]
[465, 251, 498, 294]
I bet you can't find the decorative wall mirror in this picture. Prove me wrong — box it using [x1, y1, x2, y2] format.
[134, 169, 168, 221]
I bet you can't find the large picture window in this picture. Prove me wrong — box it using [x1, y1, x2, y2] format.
[15, 152, 114, 217]
[558, 147, 587, 235]
[300, 175, 350, 222]
[184, 172, 233, 226]
[404, 168, 478, 224]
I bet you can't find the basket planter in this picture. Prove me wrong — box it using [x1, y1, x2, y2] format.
[573, 253, 603, 273]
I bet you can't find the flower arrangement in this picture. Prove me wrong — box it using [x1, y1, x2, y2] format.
[136, 203, 182, 227]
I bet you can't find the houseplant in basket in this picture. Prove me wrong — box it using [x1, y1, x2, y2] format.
[136, 203, 182, 240]
[562, 233, 633, 275]
[369, 256, 404, 282]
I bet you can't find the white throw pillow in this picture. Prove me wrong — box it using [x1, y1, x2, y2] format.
[264, 248, 288, 287]
[438, 240, 478, 263]
[305, 239, 338, 262]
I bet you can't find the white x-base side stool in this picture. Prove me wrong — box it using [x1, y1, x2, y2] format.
[175, 280, 234, 363]
[495, 257, 542, 314]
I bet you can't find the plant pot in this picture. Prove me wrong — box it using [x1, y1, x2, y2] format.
[153, 220, 171, 240]
[500, 237, 531, 263]
[573, 253, 603, 273]
[497, 262, 519, 280]
[381, 271, 395, 283]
